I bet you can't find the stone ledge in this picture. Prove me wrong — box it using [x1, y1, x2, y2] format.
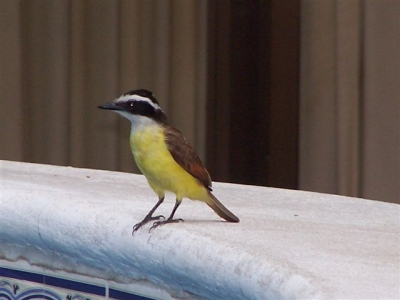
[0, 160, 399, 299]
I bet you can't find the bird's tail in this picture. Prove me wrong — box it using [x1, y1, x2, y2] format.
[206, 192, 240, 223]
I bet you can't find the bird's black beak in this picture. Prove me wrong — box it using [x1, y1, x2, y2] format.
[98, 102, 120, 111]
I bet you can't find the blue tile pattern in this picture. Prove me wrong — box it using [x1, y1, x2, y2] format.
[0, 267, 154, 300]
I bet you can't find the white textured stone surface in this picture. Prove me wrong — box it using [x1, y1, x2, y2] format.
[0, 160, 399, 299]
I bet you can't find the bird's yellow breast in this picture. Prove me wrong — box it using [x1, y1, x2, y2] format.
[130, 125, 207, 201]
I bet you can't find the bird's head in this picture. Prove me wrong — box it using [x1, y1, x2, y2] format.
[98, 89, 167, 125]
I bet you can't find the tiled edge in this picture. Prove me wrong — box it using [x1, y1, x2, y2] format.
[0, 266, 154, 300]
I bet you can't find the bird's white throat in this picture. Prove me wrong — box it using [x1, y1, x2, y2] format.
[116, 111, 160, 135]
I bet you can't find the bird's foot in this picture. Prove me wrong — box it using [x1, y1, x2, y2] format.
[149, 218, 184, 232]
[132, 215, 165, 235]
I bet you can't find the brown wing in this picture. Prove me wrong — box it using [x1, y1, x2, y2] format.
[164, 126, 212, 190]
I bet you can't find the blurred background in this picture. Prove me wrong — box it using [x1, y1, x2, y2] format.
[1, 0, 399, 203]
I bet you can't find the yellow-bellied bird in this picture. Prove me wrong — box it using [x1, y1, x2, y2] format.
[98, 89, 239, 233]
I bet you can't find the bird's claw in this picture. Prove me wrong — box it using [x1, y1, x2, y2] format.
[132, 215, 165, 235]
[149, 218, 184, 232]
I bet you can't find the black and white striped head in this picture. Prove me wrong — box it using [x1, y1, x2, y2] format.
[98, 89, 167, 125]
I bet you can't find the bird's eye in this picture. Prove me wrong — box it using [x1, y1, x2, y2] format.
[129, 102, 134, 107]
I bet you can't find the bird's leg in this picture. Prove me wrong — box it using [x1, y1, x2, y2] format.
[132, 197, 165, 234]
[149, 199, 184, 232]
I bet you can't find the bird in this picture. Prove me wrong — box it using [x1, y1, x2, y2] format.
[98, 89, 239, 233]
